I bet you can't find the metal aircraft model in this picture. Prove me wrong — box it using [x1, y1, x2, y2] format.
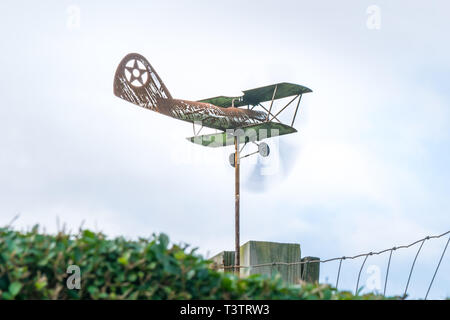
[114, 53, 311, 153]
[113, 53, 312, 272]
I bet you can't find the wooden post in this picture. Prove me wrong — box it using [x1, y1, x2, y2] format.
[234, 135, 240, 275]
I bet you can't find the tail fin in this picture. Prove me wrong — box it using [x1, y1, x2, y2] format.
[113, 53, 172, 111]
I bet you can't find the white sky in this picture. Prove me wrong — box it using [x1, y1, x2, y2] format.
[0, 0, 449, 299]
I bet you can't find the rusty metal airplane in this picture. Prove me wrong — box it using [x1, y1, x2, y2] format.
[113, 53, 312, 148]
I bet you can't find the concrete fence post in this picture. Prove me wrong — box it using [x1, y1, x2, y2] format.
[212, 241, 320, 285]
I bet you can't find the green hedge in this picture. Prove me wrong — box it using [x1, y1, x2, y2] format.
[0, 226, 390, 300]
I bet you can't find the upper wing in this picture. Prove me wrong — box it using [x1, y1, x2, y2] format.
[197, 82, 312, 108]
[242, 82, 312, 106]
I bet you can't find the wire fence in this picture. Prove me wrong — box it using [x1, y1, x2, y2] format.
[219, 230, 450, 299]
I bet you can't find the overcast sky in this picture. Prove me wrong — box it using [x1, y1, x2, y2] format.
[1, 0, 449, 299]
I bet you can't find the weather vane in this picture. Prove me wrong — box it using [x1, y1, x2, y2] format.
[114, 53, 312, 273]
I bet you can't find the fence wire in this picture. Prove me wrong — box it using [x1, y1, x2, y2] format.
[219, 230, 450, 299]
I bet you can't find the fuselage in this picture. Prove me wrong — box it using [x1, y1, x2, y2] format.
[157, 98, 267, 131]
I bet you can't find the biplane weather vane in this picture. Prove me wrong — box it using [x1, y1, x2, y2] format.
[113, 53, 312, 273]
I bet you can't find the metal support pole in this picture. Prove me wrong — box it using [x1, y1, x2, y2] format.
[234, 135, 240, 275]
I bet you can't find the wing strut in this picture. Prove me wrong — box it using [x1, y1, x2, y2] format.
[265, 84, 278, 121]
[291, 94, 303, 127]
[269, 94, 299, 122]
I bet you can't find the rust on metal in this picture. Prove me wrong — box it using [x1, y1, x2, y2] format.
[114, 53, 312, 134]
[234, 135, 240, 275]
[114, 53, 267, 131]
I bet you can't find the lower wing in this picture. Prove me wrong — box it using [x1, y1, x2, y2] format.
[186, 122, 297, 148]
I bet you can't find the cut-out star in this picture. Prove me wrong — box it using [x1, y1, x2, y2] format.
[125, 59, 148, 86]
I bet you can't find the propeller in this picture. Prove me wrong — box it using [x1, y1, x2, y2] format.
[242, 138, 300, 192]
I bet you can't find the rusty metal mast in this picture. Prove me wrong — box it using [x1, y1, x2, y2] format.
[234, 136, 240, 274]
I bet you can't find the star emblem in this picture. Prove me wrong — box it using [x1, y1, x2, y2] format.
[124, 59, 148, 87]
